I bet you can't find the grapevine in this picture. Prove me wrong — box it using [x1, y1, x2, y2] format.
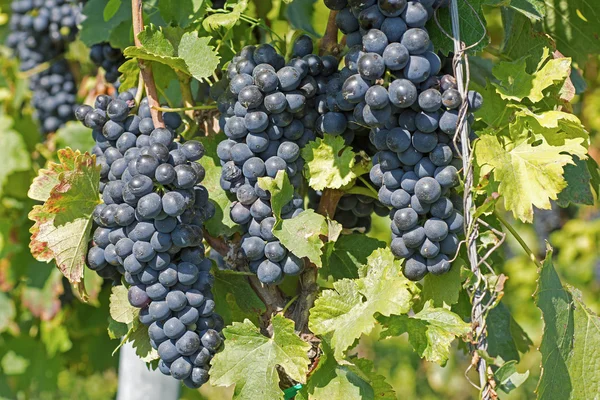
[1, 1, 599, 400]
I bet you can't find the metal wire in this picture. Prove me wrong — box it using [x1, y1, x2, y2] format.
[443, 1, 504, 399]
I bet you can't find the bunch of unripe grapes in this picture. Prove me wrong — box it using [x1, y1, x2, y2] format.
[78, 89, 223, 388]
[5, 0, 83, 133]
[212, 37, 340, 284]
[89, 42, 126, 83]
[322, 0, 482, 281]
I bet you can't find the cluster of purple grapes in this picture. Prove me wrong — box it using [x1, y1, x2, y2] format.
[323, 0, 483, 281]
[6, 0, 83, 133]
[212, 39, 340, 284]
[77, 91, 223, 388]
[89, 42, 126, 83]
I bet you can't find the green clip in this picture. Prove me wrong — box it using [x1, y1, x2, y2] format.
[283, 383, 303, 399]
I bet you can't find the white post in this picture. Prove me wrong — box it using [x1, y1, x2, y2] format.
[116, 342, 181, 400]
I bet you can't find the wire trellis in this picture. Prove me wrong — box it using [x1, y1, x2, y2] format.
[435, 1, 508, 399]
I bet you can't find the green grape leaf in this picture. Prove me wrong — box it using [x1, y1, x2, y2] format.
[309, 248, 416, 359]
[471, 80, 511, 128]
[103, 0, 121, 21]
[286, 0, 320, 37]
[80, 0, 132, 46]
[54, 121, 96, 153]
[21, 268, 64, 321]
[535, 245, 600, 399]
[421, 258, 464, 307]
[128, 324, 159, 362]
[492, 53, 571, 103]
[302, 136, 356, 191]
[1, 351, 30, 375]
[198, 133, 240, 237]
[257, 170, 294, 220]
[297, 339, 396, 400]
[40, 311, 72, 357]
[474, 131, 587, 222]
[177, 32, 221, 81]
[508, 0, 546, 19]
[542, 0, 600, 65]
[107, 316, 129, 340]
[556, 156, 594, 207]
[210, 315, 311, 400]
[0, 116, 31, 198]
[117, 58, 140, 91]
[109, 285, 139, 325]
[212, 268, 266, 326]
[28, 149, 100, 287]
[500, 9, 555, 72]
[157, 0, 207, 28]
[273, 209, 330, 267]
[486, 302, 533, 362]
[426, 0, 492, 56]
[379, 301, 470, 365]
[0, 292, 16, 334]
[202, 0, 248, 32]
[320, 233, 386, 280]
[494, 360, 530, 394]
[587, 157, 600, 198]
[124, 26, 220, 82]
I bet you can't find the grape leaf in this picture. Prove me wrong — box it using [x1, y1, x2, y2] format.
[471, 80, 511, 128]
[128, 324, 159, 362]
[492, 54, 571, 103]
[509, 0, 545, 20]
[535, 245, 600, 399]
[202, 0, 248, 32]
[80, 0, 132, 46]
[257, 170, 294, 220]
[309, 248, 416, 359]
[109, 285, 139, 325]
[124, 26, 220, 82]
[212, 268, 266, 326]
[198, 133, 240, 237]
[542, 0, 600, 65]
[28, 150, 100, 286]
[40, 311, 72, 357]
[21, 268, 64, 321]
[103, 0, 121, 21]
[273, 209, 330, 267]
[494, 360, 530, 394]
[379, 301, 470, 365]
[0, 292, 15, 334]
[117, 58, 140, 91]
[500, 9, 555, 72]
[297, 339, 396, 400]
[319, 234, 386, 280]
[421, 258, 464, 307]
[54, 122, 96, 154]
[556, 156, 594, 207]
[286, 0, 319, 37]
[157, 0, 207, 28]
[28, 148, 79, 202]
[487, 302, 533, 362]
[210, 315, 311, 400]
[107, 316, 129, 340]
[0, 116, 31, 198]
[475, 133, 586, 222]
[302, 136, 356, 191]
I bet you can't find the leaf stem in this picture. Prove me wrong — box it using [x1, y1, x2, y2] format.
[131, 0, 164, 128]
[493, 211, 542, 269]
[358, 176, 379, 197]
[282, 295, 299, 315]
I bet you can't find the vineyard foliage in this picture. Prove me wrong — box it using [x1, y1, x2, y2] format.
[0, 0, 600, 399]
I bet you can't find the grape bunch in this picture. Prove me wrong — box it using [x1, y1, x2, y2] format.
[89, 42, 126, 83]
[5, 0, 83, 133]
[322, 0, 484, 281]
[212, 38, 339, 284]
[78, 91, 223, 388]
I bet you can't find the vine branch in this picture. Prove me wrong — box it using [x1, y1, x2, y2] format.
[319, 10, 340, 56]
[132, 0, 164, 129]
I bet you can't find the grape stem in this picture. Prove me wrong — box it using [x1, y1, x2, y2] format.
[131, 0, 165, 129]
[152, 105, 218, 112]
[175, 71, 198, 136]
[319, 10, 339, 56]
[493, 211, 542, 269]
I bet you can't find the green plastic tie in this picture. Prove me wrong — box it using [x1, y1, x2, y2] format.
[283, 383, 303, 399]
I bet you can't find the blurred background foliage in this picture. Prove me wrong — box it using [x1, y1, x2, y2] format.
[0, 0, 598, 399]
